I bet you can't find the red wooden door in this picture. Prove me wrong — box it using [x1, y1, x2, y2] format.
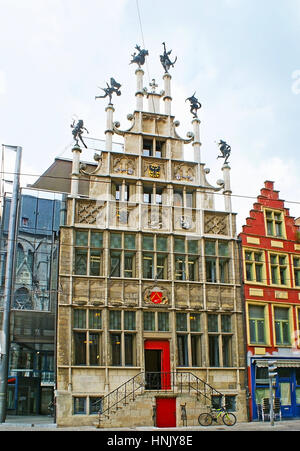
[156, 398, 176, 427]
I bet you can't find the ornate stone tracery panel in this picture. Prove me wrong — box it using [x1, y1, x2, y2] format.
[204, 212, 229, 235]
[76, 200, 106, 225]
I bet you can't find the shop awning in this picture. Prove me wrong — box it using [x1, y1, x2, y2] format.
[255, 359, 300, 368]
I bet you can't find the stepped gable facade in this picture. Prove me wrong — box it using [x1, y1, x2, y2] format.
[239, 180, 300, 420]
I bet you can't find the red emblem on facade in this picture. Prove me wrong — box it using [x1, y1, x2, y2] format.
[150, 291, 163, 304]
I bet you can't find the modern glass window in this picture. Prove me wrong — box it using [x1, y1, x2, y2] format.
[207, 314, 232, 367]
[245, 250, 264, 283]
[74, 230, 103, 276]
[73, 309, 102, 365]
[270, 253, 288, 285]
[274, 307, 290, 345]
[205, 240, 230, 283]
[248, 305, 266, 344]
[265, 210, 284, 237]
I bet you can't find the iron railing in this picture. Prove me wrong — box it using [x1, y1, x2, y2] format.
[96, 371, 224, 426]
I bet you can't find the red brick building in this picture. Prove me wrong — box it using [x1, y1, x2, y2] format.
[239, 181, 300, 420]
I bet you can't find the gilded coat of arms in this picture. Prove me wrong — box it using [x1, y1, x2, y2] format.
[149, 164, 160, 178]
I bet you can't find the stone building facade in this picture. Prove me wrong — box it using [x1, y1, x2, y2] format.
[55, 64, 248, 427]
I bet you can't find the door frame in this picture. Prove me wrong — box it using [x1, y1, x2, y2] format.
[144, 340, 171, 389]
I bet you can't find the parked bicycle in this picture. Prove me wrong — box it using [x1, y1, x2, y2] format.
[198, 406, 237, 426]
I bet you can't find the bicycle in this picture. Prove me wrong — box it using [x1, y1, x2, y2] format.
[198, 406, 237, 427]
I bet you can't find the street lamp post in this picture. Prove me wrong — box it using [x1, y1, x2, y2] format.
[0, 145, 22, 423]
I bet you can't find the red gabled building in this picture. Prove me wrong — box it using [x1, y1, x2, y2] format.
[239, 180, 300, 420]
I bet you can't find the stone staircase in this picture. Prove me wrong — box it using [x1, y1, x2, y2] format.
[96, 371, 224, 428]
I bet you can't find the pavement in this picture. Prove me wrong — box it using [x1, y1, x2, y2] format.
[1, 415, 300, 431]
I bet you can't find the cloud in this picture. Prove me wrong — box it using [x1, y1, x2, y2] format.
[0, 70, 7, 95]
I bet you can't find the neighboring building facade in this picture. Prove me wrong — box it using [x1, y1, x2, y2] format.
[239, 181, 300, 420]
[0, 191, 61, 415]
[53, 65, 248, 427]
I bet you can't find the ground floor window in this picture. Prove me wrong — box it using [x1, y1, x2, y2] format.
[73, 396, 102, 415]
[211, 394, 237, 411]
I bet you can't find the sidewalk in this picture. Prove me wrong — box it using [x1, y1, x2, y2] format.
[1, 416, 300, 431]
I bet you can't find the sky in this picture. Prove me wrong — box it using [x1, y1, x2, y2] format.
[1, 0, 300, 230]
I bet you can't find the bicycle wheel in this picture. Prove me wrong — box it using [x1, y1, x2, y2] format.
[198, 413, 213, 426]
[222, 412, 236, 426]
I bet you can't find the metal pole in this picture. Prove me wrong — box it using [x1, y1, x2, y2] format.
[0, 146, 22, 423]
[269, 375, 274, 426]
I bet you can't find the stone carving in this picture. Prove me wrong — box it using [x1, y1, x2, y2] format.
[148, 163, 161, 178]
[173, 163, 195, 181]
[204, 213, 228, 235]
[143, 160, 165, 179]
[143, 286, 169, 305]
[112, 155, 136, 175]
[76, 201, 105, 224]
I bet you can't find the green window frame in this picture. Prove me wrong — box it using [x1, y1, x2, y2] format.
[293, 256, 300, 287]
[245, 250, 264, 283]
[274, 307, 290, 346]
[248, 304, 266, 345]
[265, 210, 284, 237]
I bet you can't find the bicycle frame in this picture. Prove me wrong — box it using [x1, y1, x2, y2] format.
[211, 407, 225, 421]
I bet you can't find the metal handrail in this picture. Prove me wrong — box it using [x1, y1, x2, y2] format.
[97, 371, 224, 425]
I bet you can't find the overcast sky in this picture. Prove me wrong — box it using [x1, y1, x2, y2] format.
[1, 0, 300, 230]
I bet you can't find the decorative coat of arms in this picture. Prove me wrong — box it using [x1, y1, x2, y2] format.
[144, 286, 169, 305]
[149, 164, 160, 178]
